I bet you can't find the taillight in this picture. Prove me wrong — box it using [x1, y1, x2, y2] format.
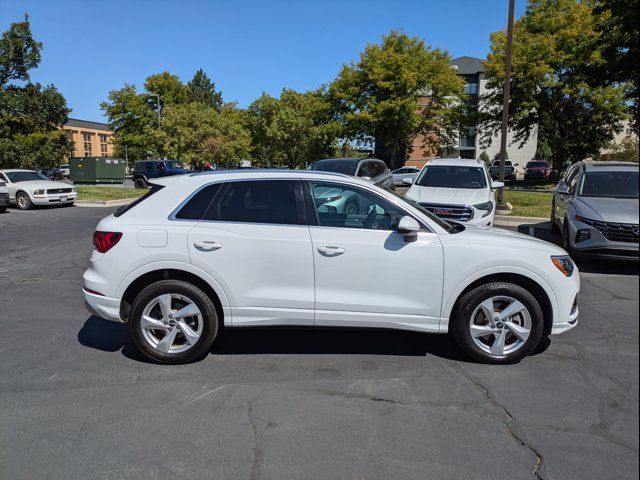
[93, 231, 122, 253]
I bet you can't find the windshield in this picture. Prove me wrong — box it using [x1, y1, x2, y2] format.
[5, 171, 49, 183]
[579, 171, 639, 199]
[527, 162, 549, 168]
[416, 165, 487, 189]
[309, 161, 357, 176]
[492, 161, 512, 167]
[165, 161, 184, 169]
[383, 187, 458, 232]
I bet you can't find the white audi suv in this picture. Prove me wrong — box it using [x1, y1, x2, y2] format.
[83, 170, 579, 365]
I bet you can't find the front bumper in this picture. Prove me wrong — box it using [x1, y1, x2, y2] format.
[31, 193, 77, 205]
[83, 289, 123, 322]
[569, 218, 639, 260]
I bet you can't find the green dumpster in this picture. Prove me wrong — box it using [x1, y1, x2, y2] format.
[70, 157, 126, 184]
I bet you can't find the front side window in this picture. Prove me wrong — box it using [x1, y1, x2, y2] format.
[415, 165, 488, 189]
[357, 162, 372, 178]
[205, 180, 302, 225]
[308, 181, 405, 231]
[5, 171, 49, 182]
[579, 171, 639, 199]
[309, 160, 358, 176]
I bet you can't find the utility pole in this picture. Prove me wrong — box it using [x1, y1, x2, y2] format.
[497, 0, 515, 209]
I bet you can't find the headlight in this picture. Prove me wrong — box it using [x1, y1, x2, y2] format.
[33, 189, 45, 196]
[473, 201, 494, 218]
[551, 255, 575, 277]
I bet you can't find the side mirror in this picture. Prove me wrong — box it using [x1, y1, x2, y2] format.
[396, 216, 420, 242]
[402, 177, 414, 185]
[491, 181, 504, 190]
[557, 183, 570, 195]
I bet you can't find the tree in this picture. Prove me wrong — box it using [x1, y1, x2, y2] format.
[246, 88, 340, 168]
[481, 0, 629, 174]
[478, 150, 490, 164]
[593, 0, 639, 132]
[330, 31, 465, 169]
[188, 69, 223, 111]
[0, 15, 71, 169]
[151, 102, 250, 168]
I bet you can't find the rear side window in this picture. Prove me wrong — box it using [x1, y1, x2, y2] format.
[114, 185, 164, 217]
[204, 180, 303, 225]
[175, 183, 222, 220]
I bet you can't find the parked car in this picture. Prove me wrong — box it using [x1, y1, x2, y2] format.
[132, 160, 187, 188]
[309, 158, 394, 190]
[391, 166, 421, 187]
[404, 158, 503, 226]
[38, 166, 65, 181]
[551, 161, 639, 260]
[489, 160, 517, 181]
[0, 169, 77, 210]
[84, 169, 579, 365]
[524, 161, 551, 180]
[59, 164, 70, 178]
[0, 179, 9, 213]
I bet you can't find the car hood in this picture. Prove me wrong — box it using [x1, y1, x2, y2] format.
[454, 224, 567, 255]
[406, 186, 490, 205]
[575, 197, 639, 224]
[11, 180, 71, 191]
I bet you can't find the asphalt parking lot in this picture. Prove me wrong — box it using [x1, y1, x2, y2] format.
[0, 206, 638, 480]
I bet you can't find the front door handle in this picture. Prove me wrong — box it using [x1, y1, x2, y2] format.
[194, 240, 222, 251]
[317, 246, 346, 256]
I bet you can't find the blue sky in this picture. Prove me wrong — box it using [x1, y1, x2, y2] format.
[1, 0, 526, 122]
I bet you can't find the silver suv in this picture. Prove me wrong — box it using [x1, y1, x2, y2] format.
[551, 161, 639, 260]
[308, 158, 394, 190]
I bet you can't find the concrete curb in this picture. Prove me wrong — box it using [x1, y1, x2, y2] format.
[495, 215, 549, 223]
[75, 198, 137, 208]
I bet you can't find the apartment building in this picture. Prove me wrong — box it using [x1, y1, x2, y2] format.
[62, 118, 114, 158]
[405, 56, 538, 170]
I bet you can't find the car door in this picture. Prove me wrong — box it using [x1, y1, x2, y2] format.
[187, 179, 315, 326]
[305, 180, 444, 332]
[0, 172, 16, 201]
[556, 165, 581, 225]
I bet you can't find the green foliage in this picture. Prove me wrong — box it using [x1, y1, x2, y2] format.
[593, 0, 639, 132]
[330, 31, 465, 169]
[0, 16, 71, 169]
[478, 150, 490, 164]
[102, 70, 249, 168]
[493, 151, 508, 160]
[188, 69, 223, 111]
[246, 88, 340, 168]
[481, 0, 629, 172]
[601, 134, 640, 162]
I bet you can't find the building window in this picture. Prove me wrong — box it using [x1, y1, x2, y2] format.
[82, 132, 93, 157]
[460, 127, 477, 148]
[99, 134, 109, 157]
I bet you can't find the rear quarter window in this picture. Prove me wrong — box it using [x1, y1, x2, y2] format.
[175, 183, 223, 220]
[114, 185, 164, 217]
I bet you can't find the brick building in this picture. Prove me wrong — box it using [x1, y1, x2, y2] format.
[62, 118, 114, 158]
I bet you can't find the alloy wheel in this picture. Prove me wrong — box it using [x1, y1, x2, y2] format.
[140, 293, 203, 354]
[469, 295, 532, 356]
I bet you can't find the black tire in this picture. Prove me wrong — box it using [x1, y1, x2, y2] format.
[562, 220, 574, 255]
[451, 282, 544, 364]
[0, 206, 6, 214]
[134, 178, 148, 189]
[550, 200, 560, 234]
[16, 191, 33, 210]
[129, 280, 220, 364]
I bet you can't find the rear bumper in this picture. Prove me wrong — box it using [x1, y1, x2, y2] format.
[83, 289, 123, 322]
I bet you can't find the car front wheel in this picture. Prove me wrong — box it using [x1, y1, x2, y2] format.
[451, 282, 544, 364]
[129, 280, 220, 364]
[16, 191, 33, 210]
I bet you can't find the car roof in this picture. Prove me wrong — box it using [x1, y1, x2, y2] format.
[0, 169, 37, 173]
[582, 161, 639, 172]
[428, 158, 485, 167]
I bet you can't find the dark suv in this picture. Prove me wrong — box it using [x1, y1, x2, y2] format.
[489, 160, 517, 181]
[133, 160, 187, 188]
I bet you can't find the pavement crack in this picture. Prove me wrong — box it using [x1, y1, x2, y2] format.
[247, 399, 265, 480]
[449, 362, 545, 480]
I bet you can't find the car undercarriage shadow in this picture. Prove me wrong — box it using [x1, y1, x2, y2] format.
[78, 316, 474, 363]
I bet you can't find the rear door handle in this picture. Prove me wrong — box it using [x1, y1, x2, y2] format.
[317, 246, 346, 256]
[194, 241, 222, 251]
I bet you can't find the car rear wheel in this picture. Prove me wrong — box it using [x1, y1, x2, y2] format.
[129, 280, 220, 364]
[451, 282, 544, 364]
[134, 178, 148, 189]
[16, 192, 33, 210]
[0, 206, 6, 214]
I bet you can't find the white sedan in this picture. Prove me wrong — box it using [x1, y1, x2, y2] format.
[0, 169, 77, 210]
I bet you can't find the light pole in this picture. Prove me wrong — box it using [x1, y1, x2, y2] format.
[497, 0, 515, 209]
[150, 93, 161, 128]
